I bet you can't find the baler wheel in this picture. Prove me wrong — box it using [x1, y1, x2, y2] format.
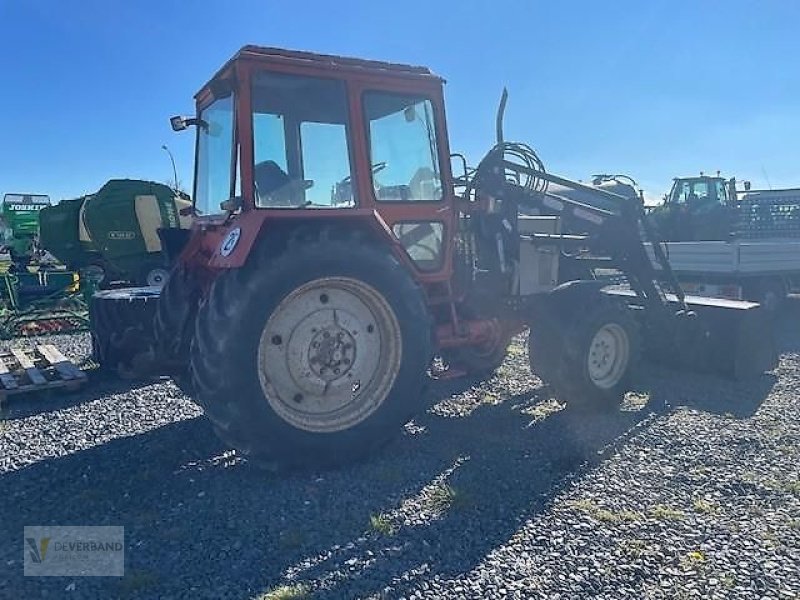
[191, 228, 432, 470]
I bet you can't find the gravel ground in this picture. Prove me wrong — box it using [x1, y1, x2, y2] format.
[1, 302, 798, 599]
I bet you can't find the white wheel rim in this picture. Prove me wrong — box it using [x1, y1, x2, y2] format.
[587, 323, 630, 389]
[257, 277, 402, 433]
[146, 268, 169, 288]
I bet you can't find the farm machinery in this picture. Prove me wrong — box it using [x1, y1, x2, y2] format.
[0, 193, 89, 337]
[91, 46, 776, 469]
[39, 179, 192, 288]
[0, 193, 51, 266]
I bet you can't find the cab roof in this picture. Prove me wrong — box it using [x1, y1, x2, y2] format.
[196, 45, 442, 99]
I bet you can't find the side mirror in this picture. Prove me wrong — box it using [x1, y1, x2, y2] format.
[170, 115, 188, 132]
[403, 106, 417, 123]
[170, 115, 208, 132]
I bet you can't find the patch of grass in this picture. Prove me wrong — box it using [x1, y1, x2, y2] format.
[781, 480, 800, 495]
[258, 583, 310, 600]
[428, 484, 472, 512]
[481, 393, 501, 405]
[373, 463, 404, 483]
[692, 497, 718, 514]
[618, 539, 650, 558]
[369, 513, 395, 536]
[506, 344, 525, 357]
[521, 398, 565, 422]
[567, 499, 640, 524]
[649, 504, 685, 521]
[788, 518, 800, 530]
[721, 573, 736, 589]
[679, 550, 707, 572]
[117, 569, 160, 598]
[278, 529, 306, 550]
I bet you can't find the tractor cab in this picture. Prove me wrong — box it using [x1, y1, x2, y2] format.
[666, 175, 733, 208]
[172, 46, 455, 280]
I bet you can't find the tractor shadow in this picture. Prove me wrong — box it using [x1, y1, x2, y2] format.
[0, 373, 156, 419]
[775, 295, 800, 353]
[0, 343, 779, 599]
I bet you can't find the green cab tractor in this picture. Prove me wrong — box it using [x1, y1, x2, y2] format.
[39, 179, 192, 287]
[648, 174, 738, 241]
[649, 173, 800, 242]
[1, 193, 51, 265]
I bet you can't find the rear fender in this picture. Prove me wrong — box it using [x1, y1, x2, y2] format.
[180, 209, 407, 271]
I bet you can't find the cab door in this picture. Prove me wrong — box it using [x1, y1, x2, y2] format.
[349, 80, 456, 283]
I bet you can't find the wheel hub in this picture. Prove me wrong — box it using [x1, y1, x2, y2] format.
[587, 323, 630, 389]
[308, 326, 356, 380]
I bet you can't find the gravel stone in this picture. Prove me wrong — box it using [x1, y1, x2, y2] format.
[1, 301, 799, 599]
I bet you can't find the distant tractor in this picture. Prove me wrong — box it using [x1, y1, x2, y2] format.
[91, 47, 775, 470]
[39, 179, 192, 287]
[648, 174, 800, 310]
[0, 193, 51, 266]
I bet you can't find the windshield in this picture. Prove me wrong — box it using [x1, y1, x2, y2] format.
[671, 179, 726, 206]
[194, 94, 235, 216]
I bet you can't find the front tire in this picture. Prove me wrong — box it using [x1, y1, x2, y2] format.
[191, 229, 432, 470]
[529, 291, 640, 410]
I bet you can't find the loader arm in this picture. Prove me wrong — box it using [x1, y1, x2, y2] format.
[468, 144, 688, 320]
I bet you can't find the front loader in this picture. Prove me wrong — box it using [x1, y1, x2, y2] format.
[91, 46, 776, 469]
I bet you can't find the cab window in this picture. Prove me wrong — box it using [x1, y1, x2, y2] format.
[195, 94, 234, 216]
[363, 92, 442, 202]
[251, 72, 354, 208]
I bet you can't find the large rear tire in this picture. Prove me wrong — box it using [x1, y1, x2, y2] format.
[528, 290, 640, 411]
[191, 229, 433, 470]
[91, 288, 160, 378]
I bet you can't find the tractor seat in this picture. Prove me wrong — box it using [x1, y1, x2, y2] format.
[254, 161, 291, 197]
[254, 160, 314, 207]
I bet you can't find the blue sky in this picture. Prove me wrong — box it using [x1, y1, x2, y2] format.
[1, 0, 798, 203]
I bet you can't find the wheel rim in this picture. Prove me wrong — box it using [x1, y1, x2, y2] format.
[587, 323, 630, 389]
[146, 268, 170, 288]
[257, 277, 402, 433]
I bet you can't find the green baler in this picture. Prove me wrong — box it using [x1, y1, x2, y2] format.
[39, 179, 192, 286]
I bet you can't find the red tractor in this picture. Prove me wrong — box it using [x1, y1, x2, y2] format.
[91, 47, 774, 469]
